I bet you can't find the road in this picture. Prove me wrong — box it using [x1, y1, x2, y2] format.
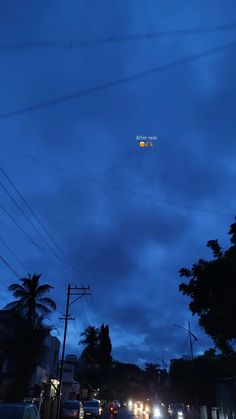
[102, 407, 136, 419]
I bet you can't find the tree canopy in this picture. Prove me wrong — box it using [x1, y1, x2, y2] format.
[179, 218, 236, 354]
[0, 273, 56, 400]
[79, 324, 112, 367]
[4, 273, 56, 325]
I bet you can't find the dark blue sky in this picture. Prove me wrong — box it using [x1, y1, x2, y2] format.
[0, 0, 236, 368]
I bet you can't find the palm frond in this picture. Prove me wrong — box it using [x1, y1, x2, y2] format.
[38, 297, 56, 310]
[3, 300, 25, 314]
[35, 303, 52, 315]
[36, 284, 54, 297]
[8, 284, 26, 295]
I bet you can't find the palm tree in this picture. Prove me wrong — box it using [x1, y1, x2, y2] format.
[4, 274, 56, 324]
[79, 326, 99, 364]
[0, 274, 56, 401]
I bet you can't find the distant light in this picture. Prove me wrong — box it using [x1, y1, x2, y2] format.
[153, 407, 161, 417]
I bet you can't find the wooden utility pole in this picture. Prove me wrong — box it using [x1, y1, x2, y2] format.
[56, 284, 90, 419]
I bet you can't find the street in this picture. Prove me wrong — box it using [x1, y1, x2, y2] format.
[102, 407, 137, 419]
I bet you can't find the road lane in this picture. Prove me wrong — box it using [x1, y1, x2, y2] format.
[102, 407, 137, 419]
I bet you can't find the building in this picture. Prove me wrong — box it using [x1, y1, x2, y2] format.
[60, 354, 81, 401]
[0, 310, 60, 400]
[31, 334, 60, 398]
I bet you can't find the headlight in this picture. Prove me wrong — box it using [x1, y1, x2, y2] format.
[153, 407, 161, 417]
[177, 412, 184, 417]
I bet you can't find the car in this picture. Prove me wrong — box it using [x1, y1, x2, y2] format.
[168, 404, 185, 418]
[0, 403, 40, 419]
[61, 401, 84, 418]
[149, 403, 170, 418]
[83, 400, 102, 418]
[109, 401, 119, 415]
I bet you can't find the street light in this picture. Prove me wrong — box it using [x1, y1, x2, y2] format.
[173, 322, 198, 359]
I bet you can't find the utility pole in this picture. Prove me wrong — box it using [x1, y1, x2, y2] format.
[56, 284, 90, 419]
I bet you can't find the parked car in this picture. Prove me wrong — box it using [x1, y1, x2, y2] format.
[62, 401, 84, 418]
[83, 400, 102, 418]
[0, 403, 40, 419]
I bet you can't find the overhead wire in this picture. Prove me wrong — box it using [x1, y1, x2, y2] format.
[1, 22, 236, 51]
[0, 181, 65, 264]
[0, 202, 48, 257]
[0, 236, 29, 273]
[0, 39, 236, 119]
[0, 166, 81, 276]
[87, 295, 99, 327]
[0, 145, 233, 218]
[0, 255, 21, 280]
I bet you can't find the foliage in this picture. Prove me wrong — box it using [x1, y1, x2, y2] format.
[0, 274, 56, 401]
[145, 362, 160, 380]
[98, 324, 112, 368]
[79, 324, 112, 368]
[0, 311, 52, 401]
[79, 324, 112, 393]
[179, 219, 236, 354]
[79, 326, 100, 364]
[4, 273, 56, 325]
[169, 352, 236, 405]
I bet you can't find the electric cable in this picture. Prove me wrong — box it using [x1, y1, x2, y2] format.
[1, 22, 236, 51]
[0, 166, 81, 276]
[0, 145, 233, 218]
[0, 255, 21, 279]
[0, 203, 48, 257]
[0, 181, 65, 264]
[0, 236, 29, 273]
[0, 39, 236, 119]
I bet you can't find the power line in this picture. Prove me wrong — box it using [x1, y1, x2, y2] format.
[0, 203, 47, 257]
[0, 255, 21, 280]
[0, 181, 66, 264]
[0, 145, 234, 218]
[0, 166, 81, 276]
[0, 39, 236, 119]
[0, 236, 29, 273]
[1, 23, 236, 51]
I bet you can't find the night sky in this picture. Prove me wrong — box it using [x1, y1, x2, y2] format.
[0, 0, 236, 368]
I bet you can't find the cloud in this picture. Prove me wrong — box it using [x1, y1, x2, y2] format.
[0, 0, 236, 366]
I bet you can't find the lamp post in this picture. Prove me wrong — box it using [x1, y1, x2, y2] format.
[173, 322, 198, 360]
[173, 322, 199, 418]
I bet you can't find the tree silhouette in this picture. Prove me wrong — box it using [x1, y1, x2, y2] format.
[4, 273, 56, 324]
[179, 218, 236, 353]
[98, 324, 112, 368]
[0, 312, 52, 401]
[0, 274, 56, 400]
[145, 362, 160, 380]
[79, 326, 100, 364]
